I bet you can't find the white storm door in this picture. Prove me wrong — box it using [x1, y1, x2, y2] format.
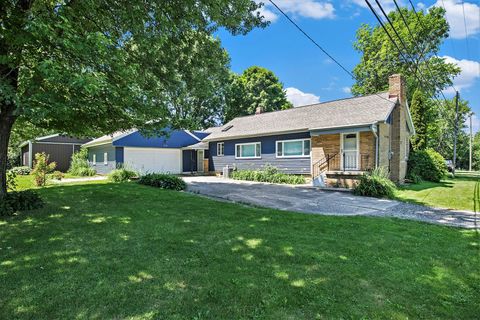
[342, 133, 358, 170]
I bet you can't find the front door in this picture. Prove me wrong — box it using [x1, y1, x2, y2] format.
[342, 133, 358, 170]
[197, 150, 204, 173]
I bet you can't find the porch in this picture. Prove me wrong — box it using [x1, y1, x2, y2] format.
[311, 129, 377, 187]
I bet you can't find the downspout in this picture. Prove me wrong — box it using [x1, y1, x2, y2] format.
[371, 124, 378, 168]
[28, 141, 33, 168]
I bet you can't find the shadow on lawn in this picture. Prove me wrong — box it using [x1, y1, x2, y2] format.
[0, 182, 479, 319]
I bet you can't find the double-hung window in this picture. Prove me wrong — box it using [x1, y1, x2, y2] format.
[217, 142, 224, 156]
[92, 154, 96, 166]
[104, 152, 108, 165]
[276, 139, 311, 158]
[235, 142, 261, 159]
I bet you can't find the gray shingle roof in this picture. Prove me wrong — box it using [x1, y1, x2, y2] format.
[204, 93, 397, 141]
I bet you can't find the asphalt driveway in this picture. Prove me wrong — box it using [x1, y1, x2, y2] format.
[183, 176, 478, 229]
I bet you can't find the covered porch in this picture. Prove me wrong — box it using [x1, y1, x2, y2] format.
[182, 142, 209, 174]
[310, 125, 378, 187]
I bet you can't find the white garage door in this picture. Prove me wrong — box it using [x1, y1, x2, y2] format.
[124, 148, 182, 174]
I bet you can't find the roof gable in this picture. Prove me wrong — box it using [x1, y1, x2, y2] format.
[112, 129, 202, 148]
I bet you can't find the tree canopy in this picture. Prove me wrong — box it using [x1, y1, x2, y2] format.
[224, 66, 292, 122]
[0, 0, 267, 196]
[351, 6, 460, 99]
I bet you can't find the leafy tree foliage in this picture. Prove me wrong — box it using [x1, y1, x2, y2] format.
[351, 6, 460, 98]
[0, 0, 267, 196]
[224, 66, 292, 122]
[410, 89, 435, 150]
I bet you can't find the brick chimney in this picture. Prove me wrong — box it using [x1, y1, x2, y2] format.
[388, 74, 406, 106]
[255, 106, 264, 114]
[388, 74, 408, 183]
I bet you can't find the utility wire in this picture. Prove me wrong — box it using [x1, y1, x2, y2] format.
[365, 0, 454, 127]
[267, 0, 393, 104]
[439, 0, 458, 57]
[461, 1, 471, 59]
[267, 0, 354, 79]
[406, 0, 458, 92]
[391, 0, 450, 102]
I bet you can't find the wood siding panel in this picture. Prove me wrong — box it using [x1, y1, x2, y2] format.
[359, 131, 375, 170]
[311, 134, 341, 171]
[32, 143, 76, 172]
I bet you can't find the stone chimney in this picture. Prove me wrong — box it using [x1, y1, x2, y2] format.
[255, 106, 264, 114]
[388, 74, 408, 183]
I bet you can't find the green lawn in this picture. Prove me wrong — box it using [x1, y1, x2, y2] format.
[396, 176, 479, 211]
[1, 181, 479, 319]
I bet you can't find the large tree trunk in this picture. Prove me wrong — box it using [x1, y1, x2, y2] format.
[0, 112, 16, 198]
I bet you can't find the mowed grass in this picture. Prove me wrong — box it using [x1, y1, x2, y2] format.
[396, 176, 479, 211]
[1, 182, 479, 319]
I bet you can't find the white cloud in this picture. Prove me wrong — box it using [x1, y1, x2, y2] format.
[256, 0, 335, 22]
[342, 86, 351, 94]
[350, 0, 398, 13]
[431, 0, 480, 39]
[285, 87, 320, 107]
[441, 55, 480, 93]
[465, 114, 480, 134]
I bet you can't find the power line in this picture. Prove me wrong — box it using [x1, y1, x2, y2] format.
[365, 1, 436, 99]
[391, 0, 451, 102]
[366, 0, 455, 128]
[439, 0, 459, 57]
[461, 1, 471, 59]
[267, 0, 354, 79]
[406, 0, 458, 93]
[267, 0, 393, 104]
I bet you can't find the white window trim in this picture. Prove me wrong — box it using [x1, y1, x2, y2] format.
[235, 142, 261, 159]
[92, 154, 96, 166]
[275, 138, 311, 158]
[217, 142, 224, 157]
[104, 152, 108, 165]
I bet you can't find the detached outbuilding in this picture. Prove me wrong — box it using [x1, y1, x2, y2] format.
[19, 134, 92, 172]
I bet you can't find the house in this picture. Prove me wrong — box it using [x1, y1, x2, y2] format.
[19, 134, 92, 172]
[83, 129, 210, 174]
[203, 74, 415, 186]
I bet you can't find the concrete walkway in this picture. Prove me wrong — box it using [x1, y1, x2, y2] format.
[183, 176, 478, 229]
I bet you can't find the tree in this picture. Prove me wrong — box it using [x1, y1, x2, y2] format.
[351, 6, 460, 99]
[410, 89, 435, 150]
[224, 66, 292, 122]
[0, 1, 267, 197]
[472, 132, 480, 171]
[428, 98, 471, 167]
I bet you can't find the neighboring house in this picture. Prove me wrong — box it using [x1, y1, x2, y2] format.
[203, 74, 415, 186]
[83, 129, 209, 175]
[19, 134, 92, 172]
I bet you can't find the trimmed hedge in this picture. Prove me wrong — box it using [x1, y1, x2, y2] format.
[138, 173, 186, 191]
[108, 168, 137, 182]
[0, 190, 44, 216]
[353, 168, 396, 199]
[407, 149, 447, 183]
[230, 165, 306, 185]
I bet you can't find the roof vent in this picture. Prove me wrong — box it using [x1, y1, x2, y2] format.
[221, 125, 233, 132]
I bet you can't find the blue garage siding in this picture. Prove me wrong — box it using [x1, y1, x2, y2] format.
[115, 147, 124, 165]
[182, 150, 198, 172]
[208, 132, 311, 174]
[88, 145, 116, 174]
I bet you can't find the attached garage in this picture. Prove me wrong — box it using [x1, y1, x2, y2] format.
[124, 147, 182, 174]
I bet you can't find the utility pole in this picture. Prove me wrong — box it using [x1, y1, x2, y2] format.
[453, 91, 459, 177]
[469, 112, 474, 171]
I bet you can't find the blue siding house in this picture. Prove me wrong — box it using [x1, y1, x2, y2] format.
[83, 129, 209, 174]
[204, 74, 415, 185]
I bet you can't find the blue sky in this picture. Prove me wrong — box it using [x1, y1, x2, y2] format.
[217, 0, 479, 132]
